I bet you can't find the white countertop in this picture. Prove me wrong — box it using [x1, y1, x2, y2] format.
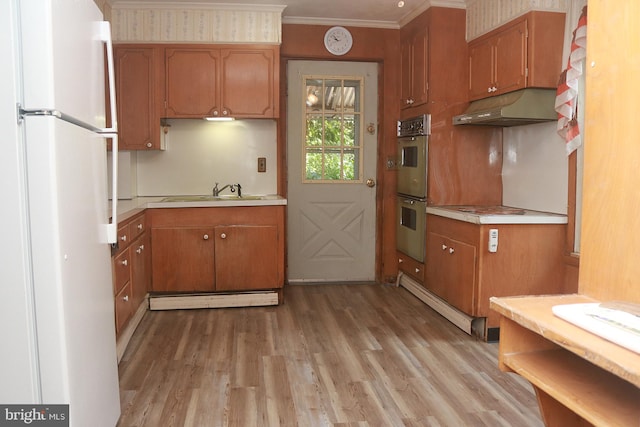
[111, 195, 287, 223]
[426, 205, 568, 225]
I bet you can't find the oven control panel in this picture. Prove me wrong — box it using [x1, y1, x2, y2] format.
[397, 114, 431, 137]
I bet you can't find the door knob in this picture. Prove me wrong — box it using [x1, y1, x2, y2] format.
[366, 178, 376, 188]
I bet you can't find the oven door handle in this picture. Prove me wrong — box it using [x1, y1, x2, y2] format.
[401, 198, 418, 205]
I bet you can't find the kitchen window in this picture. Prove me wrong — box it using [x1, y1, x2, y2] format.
[303, 76, 363, 182]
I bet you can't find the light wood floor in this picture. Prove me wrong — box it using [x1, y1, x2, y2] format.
[116, 284, 543, 426]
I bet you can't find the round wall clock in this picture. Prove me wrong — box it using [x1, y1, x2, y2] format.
[324, 26, 353, 56]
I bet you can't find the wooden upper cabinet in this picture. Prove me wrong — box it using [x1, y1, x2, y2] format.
[165, 47, 221, 118]
[468, 11, 565, 101]
[400, 26, 429, 109]
[220, 48, 279, 118]
[113, 45, 163, 150]
[494, 20, 528, 94]
[165, 45, 279, 119]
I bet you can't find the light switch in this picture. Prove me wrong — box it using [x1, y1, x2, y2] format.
[258, 157, 266, 173]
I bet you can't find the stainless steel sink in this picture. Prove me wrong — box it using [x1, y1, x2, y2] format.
[161, 195, 264, 202]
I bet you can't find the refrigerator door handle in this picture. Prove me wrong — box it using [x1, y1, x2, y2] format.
[97, 21, 117, 134]
[16, 22, 120, 246]
[98, 21, 119, 245]
[18, 106, 103, 132]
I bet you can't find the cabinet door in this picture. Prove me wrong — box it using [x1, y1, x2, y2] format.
[444, 237, 476, 315]
[165, 48, 220, 118]
[426, 232, 476, 315]
[400, 37, 412, 109]
[468, 38, 495, 100]
[220, 48, 278, 118]
[131, 233, 150, 309]
[494, 20, 527, 95]
[214, 225, 279, 291]
[410, 28, 429, 108]
[115, 282, 133, 334]
[400, 28, 429, 109]
[114, 46, 163, 150]
[425, 231, 448, 298]
[151, 227, 215, 292]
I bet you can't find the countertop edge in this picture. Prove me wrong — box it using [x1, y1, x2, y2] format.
[112, 196, 287, 223]
[426, 206, 568, 225]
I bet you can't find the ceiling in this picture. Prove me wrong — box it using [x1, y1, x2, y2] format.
[110, 0, 467, 28]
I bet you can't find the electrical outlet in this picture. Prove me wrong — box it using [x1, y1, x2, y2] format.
[257, 157, 266, 173]
[488, 228, 498, 252]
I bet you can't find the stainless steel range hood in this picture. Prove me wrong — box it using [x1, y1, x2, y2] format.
[453, 88, 557, 126]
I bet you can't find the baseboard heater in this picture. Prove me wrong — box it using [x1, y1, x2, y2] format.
[149, 291, 279, 310]
[397, 272, 485, 337]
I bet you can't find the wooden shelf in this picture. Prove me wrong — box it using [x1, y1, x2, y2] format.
[505, 347, 640, 426]
[491, 294, 640, 426]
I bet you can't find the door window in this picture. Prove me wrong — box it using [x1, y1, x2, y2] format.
[303, 76, 363, 182]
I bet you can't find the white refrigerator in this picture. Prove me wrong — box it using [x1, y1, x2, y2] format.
[1, 0, 121, 425]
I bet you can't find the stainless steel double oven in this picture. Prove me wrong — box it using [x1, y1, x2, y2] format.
[396, 114, 430, 262]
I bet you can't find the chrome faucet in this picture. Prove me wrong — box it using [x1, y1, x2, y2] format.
[213, 182, 242, 197]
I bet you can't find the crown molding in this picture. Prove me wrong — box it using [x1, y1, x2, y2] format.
[110, 1, 287, 13]
[281, 16, 399, 29]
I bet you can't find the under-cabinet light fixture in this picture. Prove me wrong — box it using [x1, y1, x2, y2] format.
[204, 117, 235, 121]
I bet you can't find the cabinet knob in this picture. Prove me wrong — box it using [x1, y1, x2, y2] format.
[442, 244, 447, 250]
[137, 223, 143, 230]
[449, 247, 455, 254]
[136, 245, 144, 254]
[222, 110, 229, 116]
[123, 295, 129, 302]
[146, 142, 152, 148]
[121, 259, 128, 266]
[120, 235, 127, 242]
[203, 234, 209, 240]
[415, 268, 420, 273]
[398, 258, 403, 263]
[220, 233, 227, 239]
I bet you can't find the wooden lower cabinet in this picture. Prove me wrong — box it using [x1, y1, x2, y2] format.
[151, 227, 215, 292]
[149, 206, 284, 294]
[112, 212, 150, 336]
[426, 231, 475, 314]
[215, 225, 279, 291]
[425, 214, 569, 331]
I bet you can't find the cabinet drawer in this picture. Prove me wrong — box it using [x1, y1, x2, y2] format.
[398, 251, 424, 282]
[117, 223, 129, 250]
[114, 281, 133, 333]
[129, 215, 146, 241]
[114, 247, 131, 293]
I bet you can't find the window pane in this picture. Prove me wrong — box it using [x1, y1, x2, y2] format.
[305, 150, 323, 180]
[324, 151, 342, 180]
[306, 115, 324, 146]
[324, 116, 342, 146]
[344, 80, 360, 112]
[325, 79, 343, 112]
[305, 79, 323, 112]
[343, 152, 356, 180]
[344, 115, 356, 147]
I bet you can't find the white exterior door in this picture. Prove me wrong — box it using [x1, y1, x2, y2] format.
[287, 61, 378, 283]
